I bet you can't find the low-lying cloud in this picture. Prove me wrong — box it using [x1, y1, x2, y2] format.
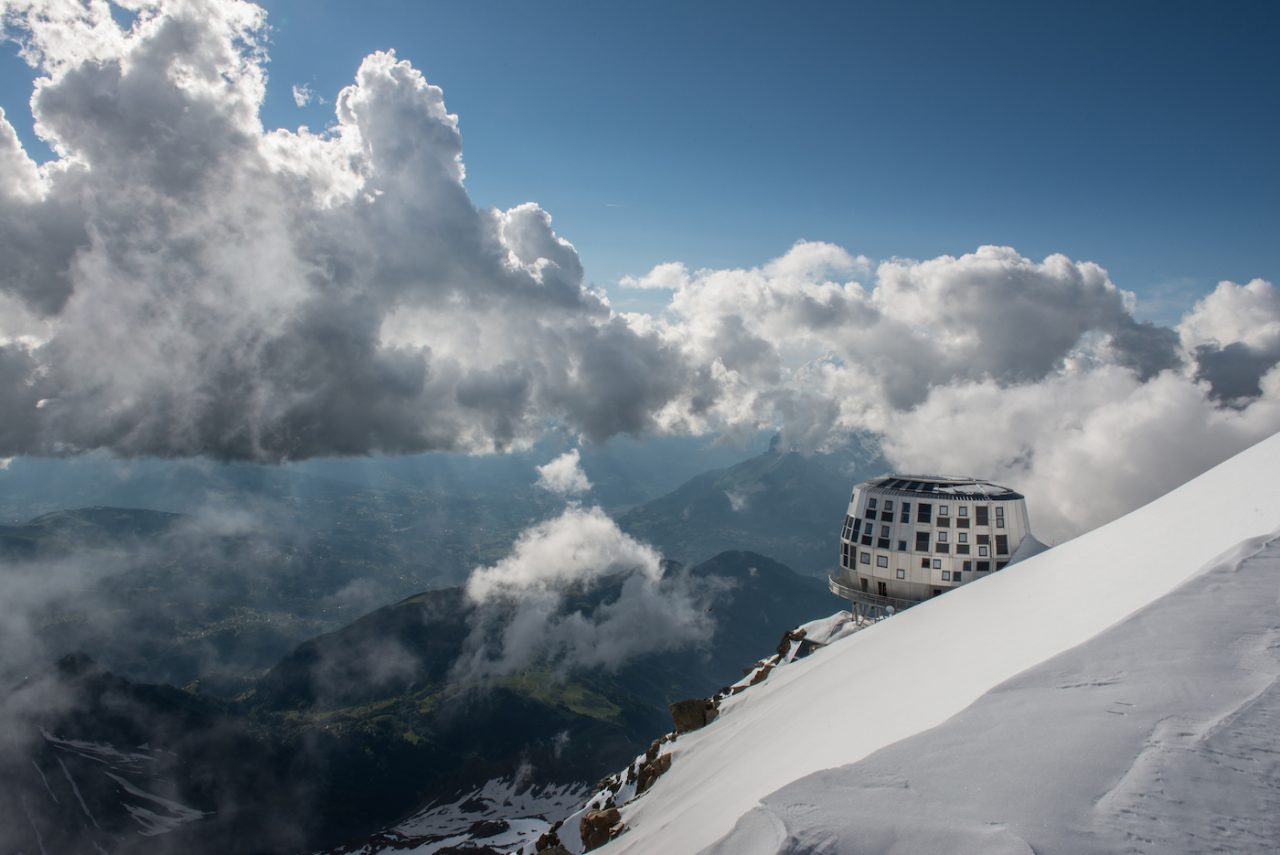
[535, 449, 592, 496]
[457, 505, 721, 679]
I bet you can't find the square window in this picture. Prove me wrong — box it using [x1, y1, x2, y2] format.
[977, 561, 990, 572]
[979, 545, 989, 557]
[958, 505, 969, 517]
[953, 571, 962, 583]
[876, 554, 888, 568]
[958, 532, 968, 543]
[920, 557, 930, 568]
[963, 560, 972, 572]
[937, 531, 948, 543]
[868, 498, 877, 510]
[931, 558, 942, 569]
[941, 570, 951, 581]
[884, 500, 894, 513]
[860, 552, 871, 564]
[896, 569, 905, 579]
[938, 504, 949, 516]
[897, 540, 907, 551]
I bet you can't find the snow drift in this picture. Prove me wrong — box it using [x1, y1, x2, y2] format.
[601, 431, 1280, 854]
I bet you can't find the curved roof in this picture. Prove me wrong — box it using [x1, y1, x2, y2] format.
[862, 474, 1024, 501]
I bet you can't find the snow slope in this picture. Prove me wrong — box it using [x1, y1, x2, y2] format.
[604, 431, 1280, 854]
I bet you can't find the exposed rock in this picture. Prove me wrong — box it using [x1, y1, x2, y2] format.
[636, 751, 672, 794]
[580, 807, 624, 852]
[669, 697, 720, 734]
[776, 627, 807, 657]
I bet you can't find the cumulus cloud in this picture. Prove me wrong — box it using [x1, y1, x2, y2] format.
[535, 448, 591, 495]
[0, 0, 1275, 548]
[0, 0, 692, 460]
[458, 506, 721, 678]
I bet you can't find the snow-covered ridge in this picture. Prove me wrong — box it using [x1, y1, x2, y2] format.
[599, 431, 1280, 853]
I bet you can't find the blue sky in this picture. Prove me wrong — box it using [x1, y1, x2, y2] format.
[3, 0, 1276, 320]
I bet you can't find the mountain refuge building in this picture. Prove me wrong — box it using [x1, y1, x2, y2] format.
[830, 474, 1044, 618]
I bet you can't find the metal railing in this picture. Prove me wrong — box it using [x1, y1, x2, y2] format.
[827, 573, 920, 613]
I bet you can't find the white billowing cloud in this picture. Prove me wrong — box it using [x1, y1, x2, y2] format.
[0, 0, 692, 460]
[459, 505, 720, 677]
[0, 0, 1275, 547]
[290, 82, 318, 107]
[535, 448, 591, 495]
[1177, 279, 1280, 402]
[881, 367, 1280, 543]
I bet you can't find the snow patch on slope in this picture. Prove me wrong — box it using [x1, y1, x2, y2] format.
[602, 432, 1280, 854]
[708, 532, 1280, 854]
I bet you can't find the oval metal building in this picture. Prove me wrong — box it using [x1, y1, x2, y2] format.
[830, 474, 1043, 618]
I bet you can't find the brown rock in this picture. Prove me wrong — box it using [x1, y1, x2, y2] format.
[580, 807, 624, 852]
[636, 751, 672, 794]
[669, 698, 708, 733]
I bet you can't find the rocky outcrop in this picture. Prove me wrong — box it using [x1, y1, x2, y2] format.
[579, 807, 625, 851]
[669, 697, 720, 733]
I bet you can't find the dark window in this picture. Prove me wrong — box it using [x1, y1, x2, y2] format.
[953, 571, 962, 583]
[900, 502, 911, 523]
[915, 531, 930, 551]
[977, 561, 990, 572]
[977, 534, 990, 545]
[884, 500, 894, 513]
[877, 581, 888, 597]
[936, 516, 951, 528]
[917, 502, 932, 524]
[880, 525, 890, 538]
[933, 589, 943, 597]
[963, 560, 972, 572]
[861, 577, 869, 592]
[864, 506, 876, 520]
[956, 517, 970, 528]
[842, 515, 855, 539]
[957, 544, 970, 555]
[936, 543, 950, 554]
[852, 518, 862, 535]
[996, 535, 1009, 555]
[897, 540, 907, 551]
[997, 561, 1008, 570]
[921, 557, 930, 568]
[868, 498, 877, 510]
[975, 505, 989, 525]
[880, 510, 893, 522]
[877, 538, 891, 549]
